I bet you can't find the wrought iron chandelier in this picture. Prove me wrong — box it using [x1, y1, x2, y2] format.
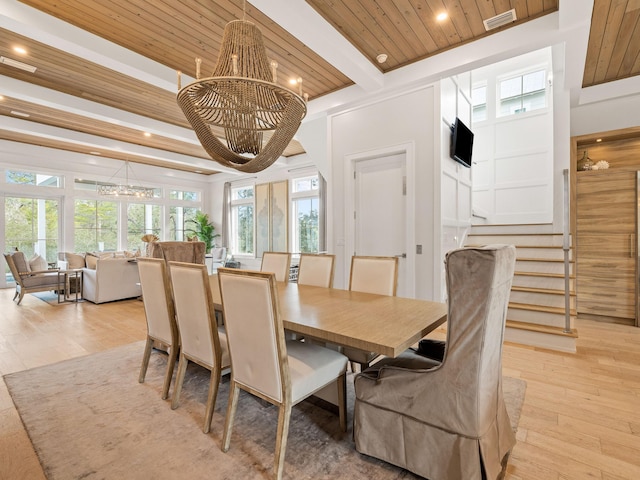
[98, 161, 154, 198]
[177, 14, 307, 173]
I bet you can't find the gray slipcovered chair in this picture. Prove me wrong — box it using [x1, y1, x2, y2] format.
[4, 251, 60, 305]
[353, 244, 517, 480]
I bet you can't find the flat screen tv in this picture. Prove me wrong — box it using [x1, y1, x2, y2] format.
[450, 117, 474, 168]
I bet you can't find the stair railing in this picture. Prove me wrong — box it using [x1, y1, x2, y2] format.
[562, 169, 572, 334]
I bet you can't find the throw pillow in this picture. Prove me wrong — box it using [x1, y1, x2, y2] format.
[12, 251, 30, 273]
[64, 252, 85, 269]
[28, 254, 48, 272]
[85, 254, 98, 270]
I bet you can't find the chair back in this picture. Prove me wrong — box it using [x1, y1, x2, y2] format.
[137, 257, 177, 346]
[218, 268, 288, 403]
[151, 241, 206, 264]
[297, 254, 335, 288]
[443, 245, 516, 428]
[168, 261, 221, 368]
[211, 247, 227, 262]
[349, 256, 398, 296]
[3, 253, 24, 285]
[260, 252, 291, 283]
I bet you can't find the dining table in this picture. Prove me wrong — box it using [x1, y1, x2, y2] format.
[209, 274, 447, 358]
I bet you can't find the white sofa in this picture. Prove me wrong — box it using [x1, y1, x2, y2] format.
[59, 255, 142, 304]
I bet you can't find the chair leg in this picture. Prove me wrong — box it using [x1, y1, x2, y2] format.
[274, 402, 292, 480]
[203, 366, 222, 434]
[222, 382, 241, 452]
[17, 290, 25, 305]
[138, 337, 154, 383]
[337, 373, 347, 432]
[12, 289, 18, 301]
[161, 343, 179, 400]
[171, 353, 189, 410]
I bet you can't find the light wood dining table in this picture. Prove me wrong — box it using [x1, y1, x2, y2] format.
[210, 275, 447, 358]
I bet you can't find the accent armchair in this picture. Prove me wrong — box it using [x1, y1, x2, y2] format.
[4, 252, 60, 305]
[353, 245, 517, 480]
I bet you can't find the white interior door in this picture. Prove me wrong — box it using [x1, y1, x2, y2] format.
[354, 153, 409, 297]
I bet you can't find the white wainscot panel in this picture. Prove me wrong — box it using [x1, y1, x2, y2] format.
[495, 185, 550, 215]
[441, 79, 457, 126]
[441, 172, 458, 220]
[473, 190, 493, 214]
[459, 182, 472, 219]
[494, 114, 550, 154]
[472, 159, 490, 187]
[495, 152, 549, 184]
[473, 125, 494, 159]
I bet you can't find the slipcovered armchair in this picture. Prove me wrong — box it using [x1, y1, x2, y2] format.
[353, 245, 517, 480]
[4, 252, 60, 305]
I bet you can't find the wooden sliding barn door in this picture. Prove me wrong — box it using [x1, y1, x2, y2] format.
[576, 170, 637, 323]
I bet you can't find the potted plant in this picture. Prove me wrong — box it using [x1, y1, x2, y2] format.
[186, 211, 220, 252]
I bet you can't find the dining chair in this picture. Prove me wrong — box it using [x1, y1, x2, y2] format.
[343, 255, 399, 371]
[217, 268, 348, 480]
[168, 261, 230, 434]
[137, 257, 179, 400]
[296, 253, 335, 288]
[353, 245, 517, 480]
[260, 251, 291, 283]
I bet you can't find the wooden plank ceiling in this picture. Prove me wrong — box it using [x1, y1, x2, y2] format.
[1, 1, 637, 174]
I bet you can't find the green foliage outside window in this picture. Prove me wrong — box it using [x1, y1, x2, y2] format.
[74, 199, 118, 252]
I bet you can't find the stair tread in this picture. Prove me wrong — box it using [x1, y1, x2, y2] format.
[515, 271, 576, 279]
[467, 243, 571, 249]
[511, 285, 576, 296]
[509, 302, 577, 316]
[506, 320, 578, 338]
[517, 257, 574, 263]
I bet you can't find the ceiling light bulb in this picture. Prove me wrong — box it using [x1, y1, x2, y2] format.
[376, 53, 388, 64]
[436, 12, 448, 21]
[144, 132, 151, 137]
[13, 46, 27, 55]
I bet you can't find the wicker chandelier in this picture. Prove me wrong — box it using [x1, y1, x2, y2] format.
[177, 19, 307, 173]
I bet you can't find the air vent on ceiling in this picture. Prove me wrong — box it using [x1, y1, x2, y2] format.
[0, 56, 37, 73]
[483, 9, 517, 31]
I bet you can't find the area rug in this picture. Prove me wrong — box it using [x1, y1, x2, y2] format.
[5, 342, 526, 479]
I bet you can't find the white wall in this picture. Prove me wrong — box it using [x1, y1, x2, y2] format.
[328, 85, 437, 298]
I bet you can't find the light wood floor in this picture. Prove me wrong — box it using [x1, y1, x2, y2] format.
[1, 288, 640, 479]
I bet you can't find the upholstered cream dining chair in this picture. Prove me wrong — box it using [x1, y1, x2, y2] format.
[137, 257, 179, 400]
[353, 245, 517, 480]
[342, 255, 399, 371]
[217, 268, 348, 480]
[296, 253, 335, 288]
[260, 251, 291, 283]
[168, 261, 230, 434]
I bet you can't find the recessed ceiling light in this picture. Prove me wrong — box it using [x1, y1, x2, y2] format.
[0, 95, 4, 101]
[436, 12, 448, 22]
[13, 46, 27, 55]
[144, 132, 151, 137]
[89, 151, 101, 155]
[596, 138, 602, 142]
[376, 53, 388, 64]
[10, 110, 30, 118]
[194, 170, 203, 173]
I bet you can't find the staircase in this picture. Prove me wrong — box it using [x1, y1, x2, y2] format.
[466, 225, 578, 353]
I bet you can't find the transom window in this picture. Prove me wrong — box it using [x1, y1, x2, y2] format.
[498, 69, 546, 117]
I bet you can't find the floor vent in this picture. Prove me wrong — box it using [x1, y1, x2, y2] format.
[483, 9, 517, 31]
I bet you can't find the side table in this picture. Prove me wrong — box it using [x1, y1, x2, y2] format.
[57, 269, 84, 303]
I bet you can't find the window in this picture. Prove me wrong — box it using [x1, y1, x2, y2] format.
[230, 185, 254, 255]
[472, 85, 487, 122]
[4, 196, 59, 262]
[170, 189, 199, 201]
[6, 170, 62, 188]
[169, 206, 197, 241]
[127, 203, 161, 252]
[291, 175, 319, 253]
[74, 199, 118, 252]
[498, 69, 546, 116]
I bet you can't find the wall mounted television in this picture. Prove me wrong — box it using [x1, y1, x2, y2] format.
[450, 117, 474, 168]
